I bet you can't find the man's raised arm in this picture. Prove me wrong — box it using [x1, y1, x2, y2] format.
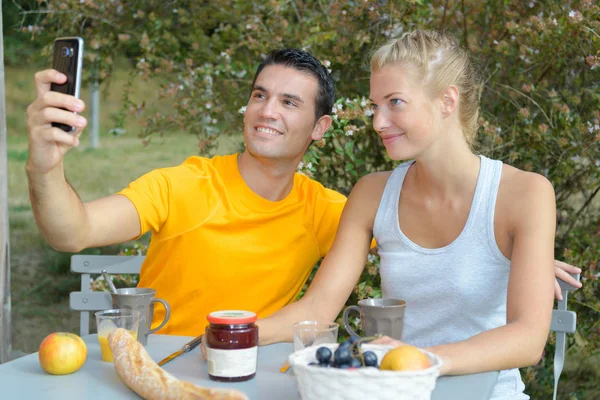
[26, 69, 140, 252]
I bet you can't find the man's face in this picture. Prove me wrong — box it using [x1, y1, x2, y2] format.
[243, 65, 328, 163]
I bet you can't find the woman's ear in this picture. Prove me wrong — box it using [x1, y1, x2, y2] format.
[441, 85, 459, 117]
[311, 115, 333, 141]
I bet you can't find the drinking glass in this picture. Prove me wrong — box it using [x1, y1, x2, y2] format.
[95, 309, 140, 362]
[292, 321, 339, 352]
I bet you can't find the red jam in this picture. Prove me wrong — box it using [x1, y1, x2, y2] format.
[205, 310, 259, 382]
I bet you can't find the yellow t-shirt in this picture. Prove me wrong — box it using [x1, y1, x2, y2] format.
[117, 154, 347, 336]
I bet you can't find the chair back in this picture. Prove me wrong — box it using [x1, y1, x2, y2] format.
[550, 272, 581, 400]
[69, 255, 145, 336]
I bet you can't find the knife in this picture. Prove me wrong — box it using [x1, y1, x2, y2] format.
[158, 334, 203, 366]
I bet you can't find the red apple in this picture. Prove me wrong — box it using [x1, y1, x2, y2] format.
[38, 332, 87, 375]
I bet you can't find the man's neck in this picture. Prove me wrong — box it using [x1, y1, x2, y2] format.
[237, 151, 299, 202]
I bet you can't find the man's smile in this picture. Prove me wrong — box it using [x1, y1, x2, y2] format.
[254, 125, 283, 136]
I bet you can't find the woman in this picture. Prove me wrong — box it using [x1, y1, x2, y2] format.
[258, 30, 558, 399]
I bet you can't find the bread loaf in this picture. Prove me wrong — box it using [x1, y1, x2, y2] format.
[108, 328, 248, 400]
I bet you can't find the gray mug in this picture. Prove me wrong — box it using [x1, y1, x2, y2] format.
[343, 298, 406, 339]
[111, 288, 170, 346]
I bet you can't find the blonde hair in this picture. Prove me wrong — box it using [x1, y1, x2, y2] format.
[371, 30, 483, 147]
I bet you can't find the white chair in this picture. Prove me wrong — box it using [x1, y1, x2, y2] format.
[551, 272, 581, 400]
[69, 255, 145, 336]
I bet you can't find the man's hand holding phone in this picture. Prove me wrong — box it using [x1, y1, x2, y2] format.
[25, 37, 143, 253]
[26, 69, 87, 175]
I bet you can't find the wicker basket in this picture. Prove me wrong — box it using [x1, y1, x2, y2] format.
[288, 343, 443, 400]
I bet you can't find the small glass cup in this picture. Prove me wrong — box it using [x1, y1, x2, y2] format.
[95, 309, 140, 362]
[292, 320, 339, 352]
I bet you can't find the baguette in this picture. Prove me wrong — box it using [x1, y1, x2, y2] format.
[108, 328, 248, 400]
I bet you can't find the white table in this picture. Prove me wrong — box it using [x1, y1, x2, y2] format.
[0, 334, 499, 399]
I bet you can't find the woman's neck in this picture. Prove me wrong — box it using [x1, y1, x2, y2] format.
[411, 133, 480, 200]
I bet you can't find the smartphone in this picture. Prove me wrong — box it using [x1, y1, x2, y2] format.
[50, 37, 84, 133]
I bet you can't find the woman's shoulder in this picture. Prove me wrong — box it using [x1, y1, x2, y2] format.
[336, 170, 395, 231]
[353, 160, 413, 195]
[353, 170, 394, 194]
[345, 171, 393, 213]
[497, 164, 555, 221]
[499, 164, 554, 196]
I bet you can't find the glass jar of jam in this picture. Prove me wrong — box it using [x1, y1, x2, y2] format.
[205, 310, 259, 382]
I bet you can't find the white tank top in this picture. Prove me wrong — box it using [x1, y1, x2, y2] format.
[373, 155, 528, 399]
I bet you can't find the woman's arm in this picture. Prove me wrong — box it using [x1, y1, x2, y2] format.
[257, 173, 389, 345]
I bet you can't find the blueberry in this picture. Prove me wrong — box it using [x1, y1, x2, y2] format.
[348, 336, 359, 344]
[334, 347, 352, 366]
[363, 351, 378, 367]
[339, 341, 352, 350]
[316, 346, 332, 364]
[338, 364, 351, 369]
[350, 358, 362, 368]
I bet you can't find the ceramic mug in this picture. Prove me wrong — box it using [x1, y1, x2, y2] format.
[110, 288, 170, 346]
[343, 298, 406, 339]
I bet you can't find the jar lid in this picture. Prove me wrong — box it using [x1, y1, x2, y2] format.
[207, 310, 257, 325]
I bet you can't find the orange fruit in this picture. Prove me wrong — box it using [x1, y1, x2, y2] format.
[379, 345, 430, 371]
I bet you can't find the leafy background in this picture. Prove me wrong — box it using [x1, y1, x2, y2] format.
[4, 0, 599, 397]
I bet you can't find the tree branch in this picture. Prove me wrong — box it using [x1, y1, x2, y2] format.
[461, 0, 468, 49]
[316, 0, 331, 24]
[439, 0, 450, 33]
[564, 184, 600, 238]
[495, 83, 555, 128]
[536, 63, 554, 84]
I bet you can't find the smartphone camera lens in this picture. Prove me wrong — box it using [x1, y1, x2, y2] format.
[61, 47, 73, 57]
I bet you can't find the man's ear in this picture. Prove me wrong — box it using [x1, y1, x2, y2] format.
[440, 85, 459, 117]
[311, 115, 332, 141]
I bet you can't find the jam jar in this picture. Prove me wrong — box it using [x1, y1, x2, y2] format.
[205, 310, 259, 382]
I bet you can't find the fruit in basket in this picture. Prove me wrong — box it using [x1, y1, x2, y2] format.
[350, 358, 362, 368]
[339, 341, 352, 350]
[363, 351, 378, 367]
[313, 337, 380, 369]
[38, 332, 87, 375]
[333, 346, 352, 366]
[379, 345, 430, 371]
[316, 346, 333, 364]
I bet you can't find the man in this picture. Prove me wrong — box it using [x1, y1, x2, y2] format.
[26, 49, 580, 339]
[27, 49, 342, 336]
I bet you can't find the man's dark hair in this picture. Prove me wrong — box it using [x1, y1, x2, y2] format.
[251, 49, 335, 120]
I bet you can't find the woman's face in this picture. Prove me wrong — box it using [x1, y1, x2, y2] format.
[369, 64, 441, 161]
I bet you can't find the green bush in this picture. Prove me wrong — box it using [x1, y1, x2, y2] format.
[18, 0, 600, 397]
[1, 0, 45, 66]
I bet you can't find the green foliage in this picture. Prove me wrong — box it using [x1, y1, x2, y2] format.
[88, 243, 147, 292]
[15, 0, 600, 396]
[2, 0, 45, 66]
[300, 97, 394, 195]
